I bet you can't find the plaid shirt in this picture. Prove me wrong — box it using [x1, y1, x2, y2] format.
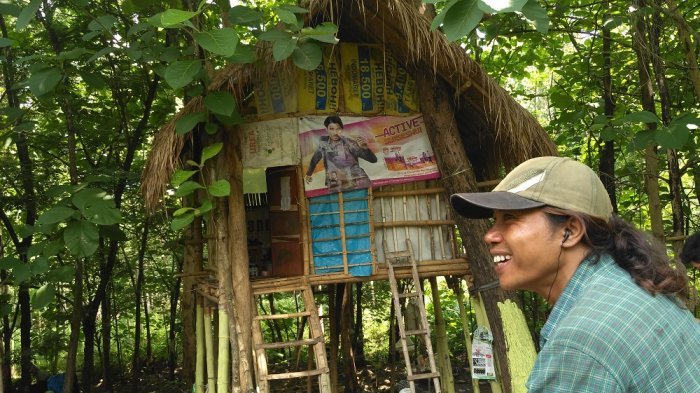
[527, 254, 700, 392]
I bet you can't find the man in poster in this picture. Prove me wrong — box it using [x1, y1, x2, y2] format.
[304, 115, 377, 193]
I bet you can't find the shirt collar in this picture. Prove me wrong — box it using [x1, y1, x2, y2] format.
[538, 253, 612, 348]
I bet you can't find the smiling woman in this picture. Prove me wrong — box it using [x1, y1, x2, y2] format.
[450, 156, 700, 392]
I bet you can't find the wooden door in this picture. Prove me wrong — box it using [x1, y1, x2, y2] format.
[266, 166, 304, 277]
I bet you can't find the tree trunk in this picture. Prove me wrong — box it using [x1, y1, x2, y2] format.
[599, 0, 617, 212]
[352, 283, 365, 368]
[101, 285, 113, 392]
[632, 0, 665, 241]
[169, 254, 184, 380]
[429, 277, 454, 393]
[414, 68, 519, 392]
[328, 285, 339, 393]
[182, 213, 203, 384]
[340, 284, 358, 392]
[132, 219, 150, 392]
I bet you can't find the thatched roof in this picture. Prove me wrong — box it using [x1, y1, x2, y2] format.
[141, 0, 556, 210]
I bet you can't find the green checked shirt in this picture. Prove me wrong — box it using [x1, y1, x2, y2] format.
[527, 254, 700, 392]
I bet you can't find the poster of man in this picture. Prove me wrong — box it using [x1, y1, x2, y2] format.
[299, 114, 440, 197]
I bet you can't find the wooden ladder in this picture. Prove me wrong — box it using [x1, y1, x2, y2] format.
[251, 281, 331, 393]
[384, 239, 442, 393]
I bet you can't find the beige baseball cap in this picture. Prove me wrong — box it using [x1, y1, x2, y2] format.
[450, 156, 613, 221]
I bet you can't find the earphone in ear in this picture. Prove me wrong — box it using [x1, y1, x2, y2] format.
[562, 229, 571, 243]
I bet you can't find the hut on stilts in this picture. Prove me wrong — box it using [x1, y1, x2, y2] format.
[141, 1, 557, 392]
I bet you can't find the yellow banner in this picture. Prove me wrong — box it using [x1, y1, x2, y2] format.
[297, 47, 341, 113]
[340, 43, 386, 115]
[253, 68, 297, 116]
[385, 55, 420, 115]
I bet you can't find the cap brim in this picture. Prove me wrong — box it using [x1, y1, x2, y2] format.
[450, 192, 546, 219]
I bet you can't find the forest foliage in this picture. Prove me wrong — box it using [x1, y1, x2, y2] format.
[1, 0, 699, 391]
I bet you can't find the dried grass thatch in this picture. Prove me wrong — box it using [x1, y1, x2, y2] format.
[141, 0, 556, 210]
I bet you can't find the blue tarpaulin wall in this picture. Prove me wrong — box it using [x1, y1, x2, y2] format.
[309, 189, 372, 276]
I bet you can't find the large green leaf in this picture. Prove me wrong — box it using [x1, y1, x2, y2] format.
[31, 284, 56, 310]
[0, 38, 15, 48]
[430, 0, 460, 31]
[36, 206, 75, 226]
[228, 5, 263, 25]
[28, 67, 63, 96]
[0, 3, 21, 16]
[88, 14, 117, 31]
[160, 9, 198, 27]
[275, 7, 299, 27]
[272, 36, 296, 61]
[13, 264, 31, 284]
[99, 225, 127, 241]
[0, 257, 23, 271]
[172, 169, 198, 187]
[655, 124, 690, 150]
[174, 181, 204, 197]
[615, 111, 659, 125]
[47, 265, 75, 283]
[84, 205, 121, 225]
[228, 44, 257, 64]
[204, 92, 236, 116]
[292, 42, 322, 71]
[30, 256, 50, 275]
[194, 28, 239, 57]
[175, 112, 207, 135]
[171, 211, 195, 231]
[259, 29, 291, 42]
[87, 47, 117, 63]
[521, 0, 550, 34]
[627, 130, 655, 152]
[201, 142, 223, 165]
[443, 0, 484, 42]
[63, 221, 99, 257]
[17, 0, 42, 30]
[72, 188, 112, 211]
[208, 180, 231, 197]
[164, 60, 201, 89]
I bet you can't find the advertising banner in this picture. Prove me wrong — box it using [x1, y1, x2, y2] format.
[299, 114, 440, 197]
[297, 46, 341, 113]
[253, 68, 298, 116]
[241, 117, 300, 168]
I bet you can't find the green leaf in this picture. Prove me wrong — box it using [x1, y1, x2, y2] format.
[194, 28, 239, 57]
[31, 284, 55, 310]
[17, 0, 42, 30]
[430, 0, 460, 31]
[204, 92, 236, 116]
[30, 256, 50, 275]
[0, 257, 23, 271]
[278, 4, 309, 13]
[627, 130, 655, 152]
[47, 265, 75, 283]
[615, 111, 659, 125]
[84, 205, 121, 225]
[228, 44, 257, 64]
[88, 14, 117, 31]
[28, 67, 63, 96]
[600, 126, 616, 142]
[521, 0, 549, 34]
[72, 188, 112, 211]
[275, 7, 299, 26]
[36, 206, 75, 226]
[80, 71, 108, 89]
[0, 3, 21, 16]
[173, 207, 195, 217]
[174, 181, 204, 197]
[99, 224, 127, 241]
[160, 9, 198, 27]
[259, 29, 291, 42]
[58, 48, 90, 60]
[205, 123, 219, 135]
[164, 60, 201, 89]
[214, 112, 244, 126]
[655, 124, 690, 150]
[171, 211, 195, 231]
[228, 5, 263, 25]
[272, 36, 296, 61]
[63, 221, 99, 257]
[208, 180, 230, 197]
[197, 199, 214, 215]
[13, 264, 31, 284]
[0, 38, 15, 48]
[42, 239, 64, 256]
[478, 0, 527, 13]
[175, 111, 208, 135]
[201, 142, 223, 165]
[172, 169, 198, 187]
[87, 47, 117, 63]
[443, 0, 484, 42]
[292, 42, 322, 71]
[0, 305, 12, 317]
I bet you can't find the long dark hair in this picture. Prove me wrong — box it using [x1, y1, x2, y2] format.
[544, 207, 688, 300]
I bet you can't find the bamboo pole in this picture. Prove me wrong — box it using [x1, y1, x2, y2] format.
[429, 277, 455, 393]
[217, 308, 230, 393]
[452, 280, 480, 393]
[195, 302, 205, 393]
[204, 306, 216, 392]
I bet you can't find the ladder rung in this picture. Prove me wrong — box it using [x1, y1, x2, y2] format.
[408, 372, 440, 381]
[405, 329, 428, 336]
[255, 337, 323, 350]
[398, 292, 419, 299]
[262, 367, 330, 381]
[255, 311, 311, 320]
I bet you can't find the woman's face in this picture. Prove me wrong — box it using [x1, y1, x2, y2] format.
[326, 122, 342, 141]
